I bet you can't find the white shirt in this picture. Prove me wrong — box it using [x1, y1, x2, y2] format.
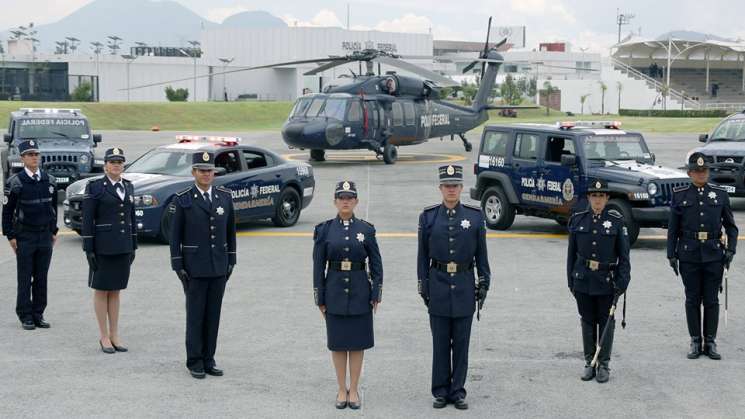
[195, 184, 213, 202]
[24, 167, 41, 180]
[107, 176, 125, 200]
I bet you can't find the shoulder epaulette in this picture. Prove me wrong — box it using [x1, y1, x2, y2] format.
[708, 183, 728, 192]
[358, 218, 375, 228]
[673, 184, 690, 193]
[608, 209, 623, 219]
[7, 174, 22, 189]
[216, 185, 232, 193]
[463, 203, 481, 211]
[423, 204, 439, 212]
[176, 187, 191, 196]
[122, 178, 132, 184]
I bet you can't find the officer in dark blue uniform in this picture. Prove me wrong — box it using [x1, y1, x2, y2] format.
[170, 151, 237, 379]
[567, 179, 630, 383]
[667, 152, 737, 360]
[313, 180, 383, 410]
[2, 140, 57, 330]
[417, 165, 490, 410]
[82, 147, 137, 353]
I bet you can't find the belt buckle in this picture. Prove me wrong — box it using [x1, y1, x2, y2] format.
[698, 232, 708, 240]
[588, 260, 600, 271]
[341, 261, 352, 271]
[446, 262, 457, 273]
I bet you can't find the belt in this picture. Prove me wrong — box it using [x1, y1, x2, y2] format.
[19, 198, 53, 205]
[17, 223, 50, 232]
[576, 254, 616, 272]
[681, 230, 722, 241]
[328, 260, 366, 271]
[431, 260, 474, 274]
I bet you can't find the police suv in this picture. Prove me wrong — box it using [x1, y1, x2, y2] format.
[2, 108, 103, 188]
[470, 121, 690, 244]
[63, 136, 315, 243]
[688, 110, 745, 195]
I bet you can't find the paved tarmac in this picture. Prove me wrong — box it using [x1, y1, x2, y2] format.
[1, 128, 744, 419]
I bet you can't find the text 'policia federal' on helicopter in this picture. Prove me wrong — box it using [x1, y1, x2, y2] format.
[122, 17, 545, 164]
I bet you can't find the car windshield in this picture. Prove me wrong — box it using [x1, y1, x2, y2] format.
[16, 118, 90, 140]
[709, 118, 745, 141]
[582, 135, 649, 161]
[125, 150, 193, 176]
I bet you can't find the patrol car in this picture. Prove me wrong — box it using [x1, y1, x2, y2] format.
[2, 108, 103, 188]
[470, 121, 690, 244]
[688, 110, 745, 196]
[63, 136, 315, 242]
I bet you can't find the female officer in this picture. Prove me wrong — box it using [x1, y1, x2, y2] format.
[81, 148, 137, 354]
[567, 179, 630, 383]
[313, 181, 383, 409]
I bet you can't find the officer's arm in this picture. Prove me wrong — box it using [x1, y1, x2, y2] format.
[475, 215, 490, 290]
[49, 177, 58, 235]
[721, 193, 738, 254]
[227, 197, 237, 265]
[312, 224, 327, 306]
[81, 183, 96, 252]
[169, 201, 184, 271]
[365, 226, 383, 302]
[1, 183, 20, 240]
[615, 221, 632, 291]
[666, 198, 681, 259]
[416, 212, 430, 298]
[567, 221, 577, 289]
[129, 185, 138, 250]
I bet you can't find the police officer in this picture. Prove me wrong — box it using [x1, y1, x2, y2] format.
[2, 140, 57, 330]
[667, 152, 737, 360]
[82, 147, 137, 353]
[313, 181, 383, 410]
[170, 152, 236, 379]
[567, 179, 630, 383]
[417, 165, 490, 410]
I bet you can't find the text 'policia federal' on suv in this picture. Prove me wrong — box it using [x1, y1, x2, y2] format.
[688, 110, 745, 195]
[470, 121, 690, 245]
[3, 108, 103, 188]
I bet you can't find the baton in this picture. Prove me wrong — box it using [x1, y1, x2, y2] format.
[724, 267, 729, 328]
[591, 293, 621, 368]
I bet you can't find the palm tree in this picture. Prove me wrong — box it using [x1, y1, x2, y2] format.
[542, 81, 558, 116]
[616, 81, 623, 113]
[598, 81, 608, 114]
[659, 84, 670, 111]
[580, 94, 591, 115]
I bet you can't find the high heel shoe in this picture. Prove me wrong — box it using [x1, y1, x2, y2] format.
[99, 340, 115, 354]
[112, 343, 128, 353]
[335, 391, 348, 409]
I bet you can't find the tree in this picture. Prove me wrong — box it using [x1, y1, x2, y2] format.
[598, 81, 608, 114]
[527, 78, 537, 98]
[659, 84, 670, 111]
[165, 86, 189, 102]
[580, 94, 591, 115]
[516, 77, 528, 97]
[500, 74, 522, 105]
[616, 81, 623, 113]
[460, 81, 478, 105]
[542, 81, 558, 116]
[71, 81, 93, 102]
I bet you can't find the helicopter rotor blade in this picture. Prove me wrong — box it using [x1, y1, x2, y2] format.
[373, 55, 458, 87]
[303, 59, 354, 76]
[462, 61, 478, 74]
[483, 16, 492, 58]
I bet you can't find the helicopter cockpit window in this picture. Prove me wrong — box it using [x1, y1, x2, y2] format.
[291, 98, 312, 117]
[306, 98, 325, 117]
[321, 98, 347, 120]
[347, 101, 362, 122]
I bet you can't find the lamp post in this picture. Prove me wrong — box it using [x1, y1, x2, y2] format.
[91, 41, 103, 101]
[616, 9, 635, 43]
[218, 57, 234, 102]
[0, 43, 5, 97]
[187, 40, 200, 101]
[121, 54, 137, 102]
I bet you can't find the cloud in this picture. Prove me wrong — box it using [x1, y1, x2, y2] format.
[280, 9, 344, 28]
[206, 6, 251, 23]
[509, 0, 576, 24]
[373, 13, 432, 34]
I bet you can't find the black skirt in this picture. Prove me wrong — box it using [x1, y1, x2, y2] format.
[89, 253, 132, 291]
[325, 312, 374, 351]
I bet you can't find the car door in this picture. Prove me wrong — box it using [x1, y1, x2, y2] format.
[229, 149, 281, 221]
[511, 131, 543, 207]
[537, 135, 581, 216]
[212, 149, 247, 217]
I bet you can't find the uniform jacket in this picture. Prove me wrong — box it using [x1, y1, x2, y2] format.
[567, 208, 631, 295]
[313, 216, 383, 316]
[667, 183, 738, 263]
[2, 170, 58, 240]
[417, 203, 490, 318]
[170, 185, 237, 279]
[81, 177, 137, 255]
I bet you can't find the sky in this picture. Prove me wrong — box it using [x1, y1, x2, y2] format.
[0, 0, 743, 52]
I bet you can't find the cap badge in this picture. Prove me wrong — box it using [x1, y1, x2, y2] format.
[113, 148, 120, 155]
[697, 157, 704, 166]
[595, 181, 601, 189]
[29, 140, 35, 146]
[202, 152, 210, 162]
[342, 181, 350, 191]
[446, 165, 455, 176]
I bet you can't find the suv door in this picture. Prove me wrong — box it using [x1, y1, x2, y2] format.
[511, 131, 542, 206]
[538, 135, 582, 217]
[478, 129, 512, 173]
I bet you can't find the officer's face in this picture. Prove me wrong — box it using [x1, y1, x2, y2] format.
[105, 161, 124, 178]
[334, 195, 358, 216]
[588, 193, 609, 213]
[439, 183, 463, 204]
[192, 168, 215, 188]
[687, 168, 709, 186]
[21, 151, 40, 171]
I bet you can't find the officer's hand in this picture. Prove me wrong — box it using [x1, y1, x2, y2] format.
[177, 269, 190, 286]
[227, 264, 234, 279]
[130, 252, 136, 265]
[86, 252, 98, 271]
[668, 258, 679, 276]
[318, 304, 326, 319]
[8, 239, 17, 254]
[477, 286, 488, 305]
[419, 294, 429, 307]
[51, 235, 57, 246]
[724, 250, 735, 269]
[372, 300, 380, 314]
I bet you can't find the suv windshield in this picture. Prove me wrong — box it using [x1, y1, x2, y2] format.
[709, 118, 745, 141]
[126, 150, 192, 176]
[16, 118, 90, 140]
[582, 135, 649, 161]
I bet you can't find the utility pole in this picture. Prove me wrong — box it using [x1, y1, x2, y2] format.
[616, 9, 635, 43]
[187, 40, 200, 102]
[121, 54, 137, 102]
[218, 57, 234, 101]
[91, 41, 103, 101]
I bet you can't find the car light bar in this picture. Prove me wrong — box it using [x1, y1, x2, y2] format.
[558, 120, 622, 130]
[176, 135, 241, 145]
[20, 108, 81, 115]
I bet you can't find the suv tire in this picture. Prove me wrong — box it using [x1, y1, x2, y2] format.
[481, 186, 515, 230]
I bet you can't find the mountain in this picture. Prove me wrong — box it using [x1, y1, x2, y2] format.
[221, 11, 286, 29]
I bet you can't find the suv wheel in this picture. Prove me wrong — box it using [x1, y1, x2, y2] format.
[481, 186, 515, 230]
[607, 198, 639, 245]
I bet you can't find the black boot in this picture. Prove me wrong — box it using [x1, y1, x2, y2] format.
[580, 320, 596, 381]
[704, 336, 721, 360]
[595, 321, 615, 384]
[687, 337, 702, 359]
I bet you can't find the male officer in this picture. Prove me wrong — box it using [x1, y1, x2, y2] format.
[417, 165, 490, 410]
[170, 152, 236, 379]
[567, 179, 630, 383]
[667, 152, 737, 360]
[2, 140, 58, 330]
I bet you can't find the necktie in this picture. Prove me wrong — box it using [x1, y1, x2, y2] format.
[115, 183, 124, 200]
[33, 174, 39, 182]
[203, 191, 211, 206]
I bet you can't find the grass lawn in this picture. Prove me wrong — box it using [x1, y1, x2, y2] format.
[0, 101, 723, 134]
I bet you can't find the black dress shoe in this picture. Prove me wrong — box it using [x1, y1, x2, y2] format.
[596, 365, 610, 383]
[205, 366, 223, 376]
[704, 339, 722, 360]
[34, 318, 50, 328]
[335, 399, 348, 410]
[581, 364, 596, 381]
[112, 343, 128, 353]
[189, 368, 206, 379]
[99, 340, 116, 354]
[433, 397, 447, 409]
[687, 338, 702, 359]
[21, 320, 36, 330]
[348, 393, 361, 410]
[453, 398, 469, 410]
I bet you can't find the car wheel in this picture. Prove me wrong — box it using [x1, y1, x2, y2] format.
[383, 143, 398, 164]
[607, 198, 639, 245]
[272, 187, 301, 227]
[310, 149, 326, 161]
[481, 186, 515, 230]
[158, 204, 174, 244]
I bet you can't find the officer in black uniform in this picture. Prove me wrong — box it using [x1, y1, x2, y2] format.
[170, 151, 237, 379]
[667, 152, 737, 360]
[417, 165, 490, 410]
[2, 140, 57, 330]
[82, 147, 137, 353]
[313, 181, 383, 410]
[567, 179, 630, 383]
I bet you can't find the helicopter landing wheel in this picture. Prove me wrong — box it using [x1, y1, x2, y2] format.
[382, 143, 398, 164]
[310, 149, 326, 161]
[459, 134, 473, 152]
